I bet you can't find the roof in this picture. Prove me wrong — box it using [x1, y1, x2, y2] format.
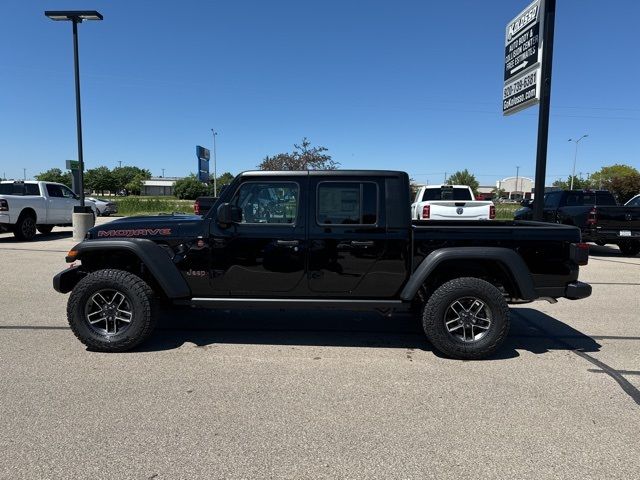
[239, 170, 407, 178]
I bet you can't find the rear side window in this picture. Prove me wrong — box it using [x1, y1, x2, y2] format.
[422, 187, 472, 201]
[317, 182, 377, 225]
[24, 184, 40, 195]
[596, 192, 617, 206]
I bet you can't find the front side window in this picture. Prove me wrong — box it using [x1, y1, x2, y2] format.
[317, 182, 377, 225]
[61, 186, 76, 199]
[46, 184, 63, 198]
[231, 182, 298, 224]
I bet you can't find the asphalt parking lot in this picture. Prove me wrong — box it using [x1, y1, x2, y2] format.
[1, 218, 639, 479]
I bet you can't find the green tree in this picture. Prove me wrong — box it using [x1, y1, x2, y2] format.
[492, 187, 506, 199]
[174, 174, 209, 200]
[552, 175, 591, 190]
[589, 163, 640, 190]
[35, 168, 72, 188]
[85, 166, 116, 195]
[606, 173, 640, 204]
[258, 138, 338, 171]
[447, 169, 480, 196]
[210, 172, 235, 196]
[112, 166, 151, 192]
[124, 173, 148, 196]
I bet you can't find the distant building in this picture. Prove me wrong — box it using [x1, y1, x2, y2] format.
[142, 177, 181, 196]
[476, 186, 495, 200]
[498, 176, 534, 200]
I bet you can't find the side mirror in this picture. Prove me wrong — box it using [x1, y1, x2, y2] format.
[216, 202, 242, 225]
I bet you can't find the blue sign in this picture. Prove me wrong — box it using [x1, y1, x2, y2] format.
[196, 145, 210, 182]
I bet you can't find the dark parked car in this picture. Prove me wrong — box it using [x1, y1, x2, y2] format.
[514, 190, 640, 256]
[54, 170, 591, 359]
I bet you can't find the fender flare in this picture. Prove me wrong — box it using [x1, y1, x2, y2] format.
[400, 247, 536, 301]
[60, 238, 191, 298]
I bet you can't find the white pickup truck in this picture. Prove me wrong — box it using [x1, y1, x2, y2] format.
[411, 185, 495, 220]
[0, 181, 96, 240]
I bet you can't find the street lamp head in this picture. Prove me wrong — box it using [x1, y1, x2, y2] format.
[45, 10, 103, 22]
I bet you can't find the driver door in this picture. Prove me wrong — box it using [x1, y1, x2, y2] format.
[209, 177, 307, 296]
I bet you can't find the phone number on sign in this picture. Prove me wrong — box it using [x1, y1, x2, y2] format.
[503, 71, 536, 99]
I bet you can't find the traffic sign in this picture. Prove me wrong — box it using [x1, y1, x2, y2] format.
[65, 160, 80, 170]
[504, 0, 543, 82]
[503, 0, 544, 115]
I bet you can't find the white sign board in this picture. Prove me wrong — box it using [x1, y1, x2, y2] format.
[503, 0, 544, 115]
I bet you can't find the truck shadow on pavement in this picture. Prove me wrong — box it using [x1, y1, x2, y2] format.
[0, 231, 72, 243]
[136, 307, 601, 360]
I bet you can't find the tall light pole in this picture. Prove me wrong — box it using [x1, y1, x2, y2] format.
[45, 10, 103, 209]
[515, 166, 520, 200]
[211, 129, 218, 196]
[568, 134, 588, 190]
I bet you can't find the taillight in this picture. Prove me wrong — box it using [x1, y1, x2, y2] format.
[587, 207, 597, 226]
[570, 242, 589, 266]
[194, 200, 201, 215]
[489, 205, 496, 219]
[422, 204, 430, 219]
[0, 199, 7, 211]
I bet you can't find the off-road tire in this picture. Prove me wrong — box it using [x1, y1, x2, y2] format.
[37, 225, 54, 235]
[618, 241, 640, 257]
[422, 277, 510, 360]
[67, 269, 157, 352]
[14, 213, 37, 241]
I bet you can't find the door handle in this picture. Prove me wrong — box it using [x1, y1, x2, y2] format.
[350, 240, 374, 247]
[276, 239, 299, 247]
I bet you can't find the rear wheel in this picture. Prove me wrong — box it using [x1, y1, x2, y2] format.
[67, 269, 157, 352]
[13, 214, 37, 241]
[37, 225, 54, 235]
[618, 241, 640, 257]
[422, 277, 510, 360]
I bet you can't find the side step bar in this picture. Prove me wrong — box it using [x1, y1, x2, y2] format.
[176, 297, 409, 312]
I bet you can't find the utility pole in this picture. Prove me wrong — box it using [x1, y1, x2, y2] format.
[211, 129, 218, 196]
[23, 168, 26, 180]
[515, 166, 520, 200]
[118, 160, 122, 168]
[443, 172, 447, 184]
[161, 168, 165, 178]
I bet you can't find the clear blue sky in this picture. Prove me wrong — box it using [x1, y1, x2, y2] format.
[1, 0, 639, 186]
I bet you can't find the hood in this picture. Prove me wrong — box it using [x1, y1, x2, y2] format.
[87, 214, 204, 240]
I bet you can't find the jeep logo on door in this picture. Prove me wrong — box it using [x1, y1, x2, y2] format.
[456, 207, 464, 215]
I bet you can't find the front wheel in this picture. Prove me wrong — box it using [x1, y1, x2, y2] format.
[67, 269, 157, 352]
[618, 240, 640, 257]
[422, 277, 510, 360]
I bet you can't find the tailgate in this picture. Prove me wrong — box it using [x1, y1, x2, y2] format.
[428, 201, 492, 220]
[596, 207, 640, 232]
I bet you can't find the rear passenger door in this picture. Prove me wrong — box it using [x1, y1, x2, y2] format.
[307, 178, 389, 296]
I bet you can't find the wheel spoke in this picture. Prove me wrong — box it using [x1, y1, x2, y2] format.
[88, 314, 106, 325]
[450, 301, 466, 316]
[115, 314, 131, 323]
[445, 317, 461, 328]
[469, 299, 485, 316]
[113, 292, 126, 308]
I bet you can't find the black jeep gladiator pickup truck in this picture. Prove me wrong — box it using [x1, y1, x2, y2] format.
[514, 189, 640, 256]
[53, 170, 591, 359]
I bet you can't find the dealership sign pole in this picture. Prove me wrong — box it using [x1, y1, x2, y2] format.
[503, 0, 555, 221]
